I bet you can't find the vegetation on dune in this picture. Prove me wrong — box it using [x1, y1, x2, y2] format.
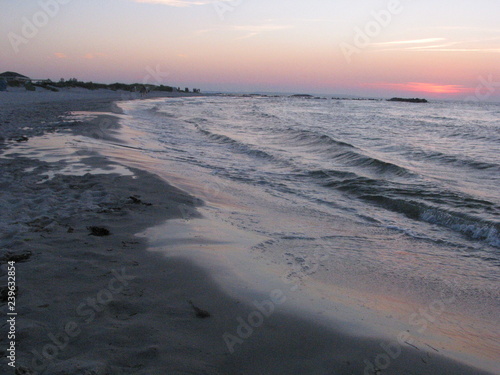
[5, 76, 201, 94]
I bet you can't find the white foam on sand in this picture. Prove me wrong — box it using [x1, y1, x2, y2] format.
[1, 133, 135, 182]
[60, 111, 129, 123]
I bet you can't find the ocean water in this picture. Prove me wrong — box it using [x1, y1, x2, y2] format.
[117, 96, 499, 363]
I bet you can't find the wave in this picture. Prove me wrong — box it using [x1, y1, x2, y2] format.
[310, 170, 500, 247]
[308, 169, 358, 180]
[448, 129, 500, 143]
[284, 128, 356, 149]
[330, 150, 416, 178]
[282, 128, 415, 178]
[141, 104, 178, 119]
[194, 125, 279, 162]
[244, 110, 281, 121]
[361, 194, 500, 247]
[407, 149, 500, 172]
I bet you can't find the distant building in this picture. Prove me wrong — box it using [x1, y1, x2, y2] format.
[0, 71, 30, 82]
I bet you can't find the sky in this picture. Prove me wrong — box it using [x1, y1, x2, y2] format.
[1, 0, 499, 99]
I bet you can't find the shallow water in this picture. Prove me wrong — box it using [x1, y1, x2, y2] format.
[116, 96, 499, 370]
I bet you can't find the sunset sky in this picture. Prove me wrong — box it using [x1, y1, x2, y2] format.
[1, 0, 499, 99]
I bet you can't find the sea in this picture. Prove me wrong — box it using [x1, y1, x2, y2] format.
[114, 95, 499, 368]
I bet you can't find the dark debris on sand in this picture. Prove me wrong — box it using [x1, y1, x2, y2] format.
[129, 195, 152, 206]
[15, 136, 29, 142]
[188, 300, 211, 318]
[1, 251, 32, 263]
[87, 226, 111, 236]
[0, 285, 18, 302]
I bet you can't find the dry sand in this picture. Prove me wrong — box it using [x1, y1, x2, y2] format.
[0, 89, 496, 374]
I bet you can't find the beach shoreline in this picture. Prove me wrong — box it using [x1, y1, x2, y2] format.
[0, 90, 496, 374]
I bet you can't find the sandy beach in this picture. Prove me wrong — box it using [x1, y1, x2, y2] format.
[0, 89, 497, 375]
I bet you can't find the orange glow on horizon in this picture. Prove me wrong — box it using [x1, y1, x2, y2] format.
[366, 82, 474, 95]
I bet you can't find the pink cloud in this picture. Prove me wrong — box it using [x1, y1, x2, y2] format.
[84, 53, 106, 60]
